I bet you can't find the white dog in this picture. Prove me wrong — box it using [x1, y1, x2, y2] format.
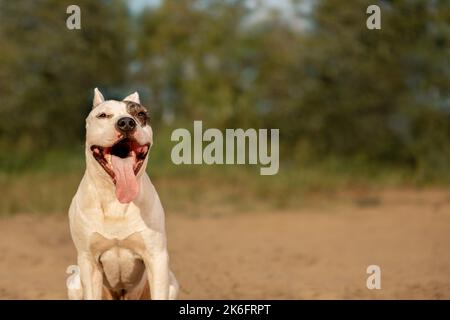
[67, 88, 178, 300]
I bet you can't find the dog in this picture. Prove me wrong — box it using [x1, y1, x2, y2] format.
[67, 88, 178, 300]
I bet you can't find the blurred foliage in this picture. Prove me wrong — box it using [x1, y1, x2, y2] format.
[299, 0, 450, 178]
[0, 0, 449, 182]
[0, 0, 130, 162]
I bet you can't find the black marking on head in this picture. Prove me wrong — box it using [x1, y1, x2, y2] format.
[124, 101, 149, 126]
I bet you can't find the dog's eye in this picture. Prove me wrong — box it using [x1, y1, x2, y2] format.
[137, 111, 147, 118]
[96, 113, 108, 119]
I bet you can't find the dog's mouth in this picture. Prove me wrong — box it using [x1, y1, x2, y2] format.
[90, 138, 150, 203]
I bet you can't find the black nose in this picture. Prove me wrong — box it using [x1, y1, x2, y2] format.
[116, 117, 136, 133]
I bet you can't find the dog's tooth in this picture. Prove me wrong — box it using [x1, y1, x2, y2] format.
[106, 154, 112, 167]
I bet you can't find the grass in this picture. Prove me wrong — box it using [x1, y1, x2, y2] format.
[2, 126, 450, 216]
[2, 146, 450, 217]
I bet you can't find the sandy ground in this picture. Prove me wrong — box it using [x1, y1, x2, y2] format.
[1, 189, 450, 299]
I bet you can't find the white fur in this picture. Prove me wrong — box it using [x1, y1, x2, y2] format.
[67, 89, 178, 300]
[93, 88, 105, 108]
[123, 91, 140, 104]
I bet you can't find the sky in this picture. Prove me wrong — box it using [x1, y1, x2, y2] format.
[128, 0, 310, 31]
[128, 0, 161, 13]
[129, 0, 295, 14]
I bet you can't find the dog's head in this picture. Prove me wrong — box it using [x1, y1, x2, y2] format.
[85, 88, 153, 204]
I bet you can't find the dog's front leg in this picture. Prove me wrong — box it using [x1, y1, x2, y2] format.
[78, 252, 103, 300]
[142, 249, 170, 300]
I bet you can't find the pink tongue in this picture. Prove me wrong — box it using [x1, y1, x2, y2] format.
[111, 154, 139, 203]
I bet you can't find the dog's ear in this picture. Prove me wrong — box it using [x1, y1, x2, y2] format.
[123, 92, 140, 104]
[93, 88, 105, 108]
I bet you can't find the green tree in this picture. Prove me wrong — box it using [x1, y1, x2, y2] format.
[294, 0, 450, 174]
[0, 0, 130, 157]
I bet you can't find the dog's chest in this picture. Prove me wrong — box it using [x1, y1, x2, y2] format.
[102, 200, 136, 219]
[90, 231, 147, 260]
[96, 202, 149, 238]
[90, 232, 147, 292]
[95, 214, 148, 243]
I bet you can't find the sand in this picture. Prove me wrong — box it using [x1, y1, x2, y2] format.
[1, 189, 450, 299]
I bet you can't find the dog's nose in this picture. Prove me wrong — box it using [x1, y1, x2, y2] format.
[116, 117, 136, 133]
